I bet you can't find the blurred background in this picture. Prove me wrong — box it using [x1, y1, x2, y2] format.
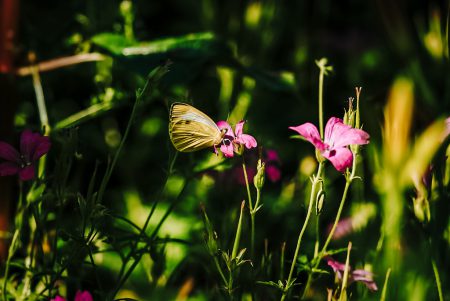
[0, 0, 449, 300]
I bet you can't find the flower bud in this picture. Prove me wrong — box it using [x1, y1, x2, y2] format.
[253, 159, 266, 190]
[315, 189, 326, 215]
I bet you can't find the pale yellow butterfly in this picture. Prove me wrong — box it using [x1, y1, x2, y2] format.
[169, 102, 227, 152]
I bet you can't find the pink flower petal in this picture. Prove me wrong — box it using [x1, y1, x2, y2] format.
[289, 123, 325, 151]
[19, 165, 35, 181]
[32, 136, 51, 161]
[234, 120, 245, 136]
[75, 290, 93, 301]
[352, 270, 378, 291]
[0, 141, 20, 162]
[217, 121, 235, 138]
[20, 130, 36, 161]
[0, 162, 20, 176]
[234, 121, 257, 149]
[322, 147, 353, 172]
[325, 118, 369, 148]
[236, 134, 257, 149]
[324, 117, 343, 145]
[220, 142, 234, 158]
[51, 296, 66, 301]
[20, 130, 51, 161]
[326, 257, 349, 275]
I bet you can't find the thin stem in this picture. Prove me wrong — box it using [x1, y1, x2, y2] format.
[432, 260, 444, 301]
[319, 180, 350, 258]
[338, 242, 352, 301]
[280, 242, 286, 280]
[250, 188, 261, 258]
[318, 68, 325, 139]
[2, 229, 19, 301]
[242, 157, 254, 210]
[214, 257, 228, 286]
[280, 162, 324, 301]
[30, 62, 49, 132]
[242, 156, 256, 258]
[302, 175, 354, 299]
[380, 268, 391, 301]
[232, 201, 245, 259]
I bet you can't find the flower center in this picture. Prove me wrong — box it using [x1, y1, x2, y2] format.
[19, 154, 31, 169]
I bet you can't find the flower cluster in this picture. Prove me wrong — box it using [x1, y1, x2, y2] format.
[326, 257, 378, 291]
[216, 120, 257, 157]
[289, 117, 370, 172]
[0, 130, 51, 181]
[51, 290, 93, 301]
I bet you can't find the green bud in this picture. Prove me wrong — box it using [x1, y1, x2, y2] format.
[253, 159, 266, 190]
[315, 189, 326, 215]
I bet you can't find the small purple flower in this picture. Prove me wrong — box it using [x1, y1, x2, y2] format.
[0, 130, 51, 181]
[326, 256, 378, 291]
[216, 120, 257, 158]
[289, 117, 370, 172]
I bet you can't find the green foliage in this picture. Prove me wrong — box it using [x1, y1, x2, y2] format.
[2, 1, 450, 300]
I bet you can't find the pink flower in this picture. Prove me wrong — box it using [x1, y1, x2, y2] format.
[264, 149, 281, 182]
[51, 290, 93, 301]
[0, 130, 51, 181]
[289, 117, 369, 172]
[216, 120, 257, 158]
[326, 257, 378, 291]
[75, 290, 93, 301]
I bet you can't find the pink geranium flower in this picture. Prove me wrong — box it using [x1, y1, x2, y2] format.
[0, 130, 51, 181]
[51, 290, 93, 301]
[289, 117, 369, 172]
[216, 120, 257, 158]
[326, 257, 378, 291]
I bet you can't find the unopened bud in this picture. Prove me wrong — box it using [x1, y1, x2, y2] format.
[316, 189, 326, 215]
[254, 159, 266, 190]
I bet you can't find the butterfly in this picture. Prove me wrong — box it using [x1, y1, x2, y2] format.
[169, 102, 227, 152]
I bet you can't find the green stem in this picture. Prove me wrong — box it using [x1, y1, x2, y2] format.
[31, 64, 50, 132]
[280, 162, 324, 301]
[214, 257, 228, 286]
[339, 242, 352, 301]
[242, 157, 253, 210]
[302, 178, 352, 299]
[250, 188, 261, 259]
[380, 268, 391, 301]
[318, 67, 324, 139]
[2, 229, 19, 301]
[242, 157, 255, 258]
[232, 201, 245, 259]
[432, 260, 444, 301]
[302, 150, 359, 299]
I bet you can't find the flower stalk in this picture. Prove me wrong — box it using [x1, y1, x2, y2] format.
[280, 162, 324, 301]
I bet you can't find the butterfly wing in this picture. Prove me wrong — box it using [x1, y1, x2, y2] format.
[169, 103, 223, 152]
